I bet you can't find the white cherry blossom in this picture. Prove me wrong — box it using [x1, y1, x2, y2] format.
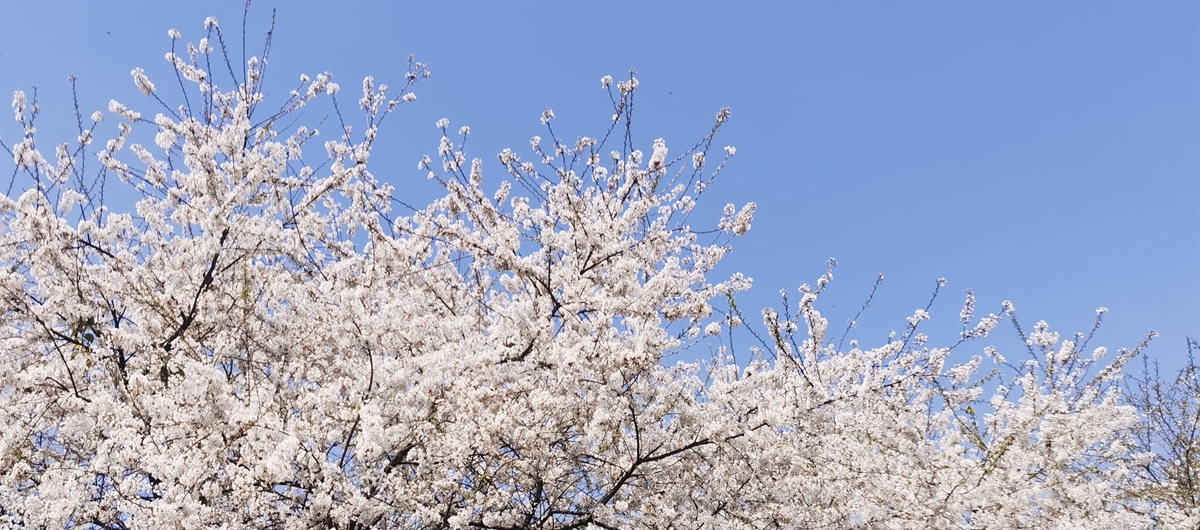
[0, 14, 1174, 530]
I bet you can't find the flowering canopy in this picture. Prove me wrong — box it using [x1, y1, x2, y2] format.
[0, 15, 1185, 530]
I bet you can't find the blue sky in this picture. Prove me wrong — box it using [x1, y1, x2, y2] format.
[2, 1, 1196, 370]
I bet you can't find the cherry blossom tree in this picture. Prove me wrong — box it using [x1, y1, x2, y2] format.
[0, 13, 1176, 530]
[1123, 338, 1200, 527]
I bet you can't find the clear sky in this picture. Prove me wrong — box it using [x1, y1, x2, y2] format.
[1, 1, 1196, 370]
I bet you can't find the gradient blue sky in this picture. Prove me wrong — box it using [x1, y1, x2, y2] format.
[2, 1, 1196, 370]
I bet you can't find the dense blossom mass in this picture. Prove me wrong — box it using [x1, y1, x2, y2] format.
[0, 15, 1191, 530]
